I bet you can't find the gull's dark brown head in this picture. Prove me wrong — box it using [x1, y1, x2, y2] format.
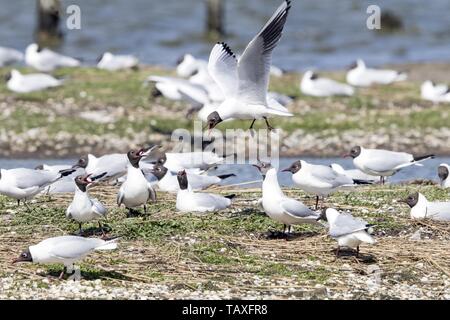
[73, 155, 88, 169]
[150, 163, 168, 180]
[252, 161, 272, 179]
[282, 160, 302, 174]
[13, 249, 32, 264]
[127, 149, 146, 168]
[438, 165, 449, 183]
[206, 111, 222, 130]
[176, 170, 188, 190]
[345, 146, 361, 158]
[403, 192, 419, 208]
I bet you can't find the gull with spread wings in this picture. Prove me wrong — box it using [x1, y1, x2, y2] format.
[206, 0, 293, 131]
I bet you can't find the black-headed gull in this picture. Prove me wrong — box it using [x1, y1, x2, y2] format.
[13, 236, 118, 279]
[150, 163, 234, 193]
[73, 153, 129, 183]
[346, 59, 407, 87]
[0, 46, 23, 66]
[254, 162, 320, 234]
[96, 52, 139, 71]
[206, 0, 293, 131]
[155, 151, 233, 172]
[6, 69, 63, 93]
[403, 192, 450, 222]
[175, 170, 234, 212]
[438, 163, 450, 188]
[0, 167, 75, 206]
[25, 43, 80, 72]
[345, 146, 434, 184]
[117, 148, 157, 216]
[67, 173, 108, 234]
[35, 163, 84, 194]
[282, 160, 369, 209]
[319, 208, 375, 257]
[300, 70, 354, 97]
[147, 75, 210, 111]
[330, 163, 378, 183]
[421, 80, 449, 103]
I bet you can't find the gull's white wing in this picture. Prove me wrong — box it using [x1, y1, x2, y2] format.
[362, 149, 412, 172]
[309, 165, 353, 187]
[44, 236, 104, 259]
[280, 198, 319, 219]
[236, 0, 291, 105]
[7, 168, 58, 189]
[91, 198, 107, 217]
[208, 42, 238, 97]
[330, 214, 370, 238]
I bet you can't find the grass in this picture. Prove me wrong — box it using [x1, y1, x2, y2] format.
[1, 65, 450, 158]
[1, 183, 449, 299]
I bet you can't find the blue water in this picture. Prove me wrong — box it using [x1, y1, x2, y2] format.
[0, 0, 449, 70]
[0, 157, 444, 188]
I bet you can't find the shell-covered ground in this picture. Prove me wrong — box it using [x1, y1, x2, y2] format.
[0, 183, 449, 299]
[1, 63, 450, 158]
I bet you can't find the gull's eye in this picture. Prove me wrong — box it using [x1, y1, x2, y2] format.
[21, 253, 27, 258]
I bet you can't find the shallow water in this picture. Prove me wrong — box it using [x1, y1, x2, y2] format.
[1, 0, 449, 70]
[0, 156, 445, 188]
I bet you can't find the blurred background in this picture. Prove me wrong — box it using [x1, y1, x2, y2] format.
[1, 0, 449, 70]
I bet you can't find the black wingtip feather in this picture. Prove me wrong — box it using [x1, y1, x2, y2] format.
[225, 194, 236, 200]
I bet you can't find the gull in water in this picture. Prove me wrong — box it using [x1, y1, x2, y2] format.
[300, 70, 354, 97]
[25, 43, 80, 72]
[346, 59, 407, 87]
[254, 161, 320, 235]
[6, 69, 63, 93]
[205, 0, 293, 131]
[175, 170, 234, 212]
[344, 146, 434, 184]
[13, 236, 119, 279]
[319, 208, 375, 257]
[66, 173, 108, 234]
[402, 192, 450, 222]
[0, 46, 23, 66]
[97, 52, 139, 71]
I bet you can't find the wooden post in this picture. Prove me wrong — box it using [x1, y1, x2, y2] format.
[36, 0, 63, 46]
[206, 0, 224, 38]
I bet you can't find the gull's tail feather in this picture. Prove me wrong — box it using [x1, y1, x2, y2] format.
[352, 179, 374, 185]
[217, 173, 236, 180]
[355, 231, 375, 244]
[95, 237, 120, 251]
[413, 154, 435, 162]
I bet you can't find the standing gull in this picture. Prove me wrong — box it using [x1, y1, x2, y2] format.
[282, 160, 369, 209]
[345, 146, 434, 184]
[254, 161, 320, 235]
[206, 0, 293, 131]
[117, 148, 157, 216]
[66, 173, 108, 235]
[319, 208, 375, 257]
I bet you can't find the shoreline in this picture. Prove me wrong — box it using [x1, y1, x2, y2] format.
[1, 62, 450, 158]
